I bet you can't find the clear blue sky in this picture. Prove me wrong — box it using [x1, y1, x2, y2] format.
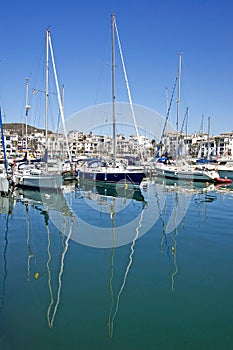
[0, 0, 233, 136]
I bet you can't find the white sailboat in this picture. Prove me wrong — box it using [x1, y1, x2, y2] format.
[154, 53, 220, 183]
[78, 13, 145, 187]
[13, 29, 63, 191]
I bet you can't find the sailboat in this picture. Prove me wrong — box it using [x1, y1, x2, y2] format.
[13, 29, 63, 191]
[78, 14, 145, 187]
[154, 53, 220, 183]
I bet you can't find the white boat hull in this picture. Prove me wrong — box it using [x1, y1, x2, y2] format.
[13, 172, 62, 190]
[0, 176, 9, 194]
[155, 163, 219, 182]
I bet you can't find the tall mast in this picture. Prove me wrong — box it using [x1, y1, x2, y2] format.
[185, 107, 189, 157]
[0, 107, 8, 175]
[111, 13, 116, 167]
[207, 116, 211, 159]
[114, 16, 145, 165]
[176, 52, 182, 160]
[45, 29, 49, 150]
[25, 77, 30, 151]
[200, 114, 204, 135]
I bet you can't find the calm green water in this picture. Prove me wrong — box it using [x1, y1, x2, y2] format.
[0, 180, 233, 350]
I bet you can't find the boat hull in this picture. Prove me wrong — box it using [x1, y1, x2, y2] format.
[77, 168, 145, 186]
[218, 169, 233, 180]
[0, 176, 9, 195]
[155, 165, 218, 182]
[13, 173, 62, 190]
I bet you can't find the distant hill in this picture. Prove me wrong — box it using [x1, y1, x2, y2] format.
[3, 123, 52, 137]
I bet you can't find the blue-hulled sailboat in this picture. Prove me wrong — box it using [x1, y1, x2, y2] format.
[78, 14, 145, 187]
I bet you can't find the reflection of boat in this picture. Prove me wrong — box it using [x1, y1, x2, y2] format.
[107, 210, 144, 338]
[154, 176, 214, 190]
[15, 187, 71, 214]
[64, 179, 147, 337]
[77, 14, 145, 187]
[77, 179, 145, 202]
[64, 179, 145, 337]
[15, 187, 73, 328]
[0, 193, 14, 215]
[106, 188, 145, 338]
[154, 178, 218, 291]
[0, 191, 14, 313]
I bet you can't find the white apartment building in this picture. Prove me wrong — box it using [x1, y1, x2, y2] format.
[2, 124, 233, 161]
[162, 131, 233, 159]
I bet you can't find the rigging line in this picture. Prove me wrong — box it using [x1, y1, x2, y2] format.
[48, 31, 71, 162]
[180, 107, 189, 134]
[114, 18, 145, 166]
[29, 32, 45, 106]
[109, 204, 144, 337]
[156, 77, 178, 158]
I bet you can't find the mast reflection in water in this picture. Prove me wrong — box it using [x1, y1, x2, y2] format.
[0, 180, 233, 350]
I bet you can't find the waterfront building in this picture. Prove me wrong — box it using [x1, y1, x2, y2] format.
[2, 123, 233, 161]
[160, 131, 233, 159]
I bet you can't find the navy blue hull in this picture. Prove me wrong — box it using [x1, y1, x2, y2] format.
[77, 170, 145, 186]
